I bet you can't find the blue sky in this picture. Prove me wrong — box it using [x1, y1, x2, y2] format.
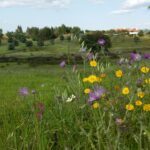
[0, 0, 150, 32]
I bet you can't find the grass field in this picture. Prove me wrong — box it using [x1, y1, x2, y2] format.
[0, 58, 150, 149]
[0, 35, 150, 58]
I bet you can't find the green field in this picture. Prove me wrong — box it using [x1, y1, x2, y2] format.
[0, 59, 150, 149]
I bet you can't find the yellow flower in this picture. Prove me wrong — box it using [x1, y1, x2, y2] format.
[84, 88, 91, 94]
[92, 102, 100, 109]
[145, 78, 150, 84]
[122, 87, 130, 95]
[90, 60, 97, 67]
[137, 91, 145, 98]
[143, 104, 150, 112]
[135, 100, 143, 106]
[88, 75, 98, 83]
[83, 78, 88, 82]
[115, 70, 123, 78]
[141, 67, 149, 74]
[126, 104, 134, 111]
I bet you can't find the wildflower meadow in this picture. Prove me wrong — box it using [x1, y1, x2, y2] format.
[0, 50, 150, 149]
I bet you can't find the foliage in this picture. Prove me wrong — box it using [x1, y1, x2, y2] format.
[80, 31, 112, 53]
[8, 43, 15, 50]
[26, 40, 33, 47]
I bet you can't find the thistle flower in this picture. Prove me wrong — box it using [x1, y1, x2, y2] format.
[19, 87, 29, 96]
[98, 39, 106, 46]
[130, 52, 142, 61]
[143, 53, 150, 59]
[88, 87, 106, 104]
[86, 52, 94, 61]
[60, 61, 66, 68]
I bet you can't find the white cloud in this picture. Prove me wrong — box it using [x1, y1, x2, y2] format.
[0, 0, 71, 8]
[112, 0, 150, 15]
[89, 0, 104, 4]
[111, 9, 133, 15]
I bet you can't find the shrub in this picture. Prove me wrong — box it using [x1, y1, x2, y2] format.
[80, 31, 112, 53]
[37, 40, 44, 47]
[14, 40, 19, 46]
[59, 35, 64, 41]
[8, 43, 15, 50]
[26, 40, 33, 47]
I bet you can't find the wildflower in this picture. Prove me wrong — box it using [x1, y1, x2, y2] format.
[122, 87, 130, 95]
[100, 73, 106, 78]
[19, 87, 29, 96]
[135, 100, 143, 106]
[60, 61, 66, 68]
[83, 77, 88, 82]
[92, 102, 100, 109]
[141, 67, 149, 74]
[90, 60, 97, 67]
[88, 87, 106, 103]
[84, 88, 91, 94]
[137, 91, 145, 98]
[130, 52, 142, 61]
[143, 53, 150, 59]
[31, 89, 36, 94]
[143, 104, 150, 111]
[66, 94, 76, 103]
[88, 75, 99, 83]
[115, 118, 124, 125]
[115, 70, 123, 78]
[125, 104, 134, 111]
[98, 39, 106, 46]
[145, 78, 150, 84]
[86, 52, 94, 61]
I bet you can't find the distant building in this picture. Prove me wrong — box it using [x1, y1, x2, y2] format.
[129, 32, 139, 35]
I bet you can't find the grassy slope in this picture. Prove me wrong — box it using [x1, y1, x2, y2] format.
[0, 35, 150, 57]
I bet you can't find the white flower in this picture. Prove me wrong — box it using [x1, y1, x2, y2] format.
[66, 94, 76, 103]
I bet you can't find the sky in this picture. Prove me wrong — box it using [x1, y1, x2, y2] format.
[0, 0, 150, 32]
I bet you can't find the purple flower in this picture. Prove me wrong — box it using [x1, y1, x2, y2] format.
[130, 52, 142, 61]
[98, 39, 106, 46]
[60, 61, 66, 68]
[143, 53, 150, 59]
[88, 87, 106, 104]
[86, 52, 94, 61]
[19, 87, 29, 96]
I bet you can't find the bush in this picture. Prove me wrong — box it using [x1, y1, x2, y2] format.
[37, 40, 44, 47]
[14, 40, 19, 46]
[26, 40, 33, 47]
[80, 31, 112, 53]
[67, 36, 71, 42]
[59, 35, 64, 41]
[8, 43, 15, 50]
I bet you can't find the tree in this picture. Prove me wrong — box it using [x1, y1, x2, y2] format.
[26, 27, 39, 41]
[80, 31, 112, 54]
[134, 36, 140, 44]
[138, 30, 144, 37]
